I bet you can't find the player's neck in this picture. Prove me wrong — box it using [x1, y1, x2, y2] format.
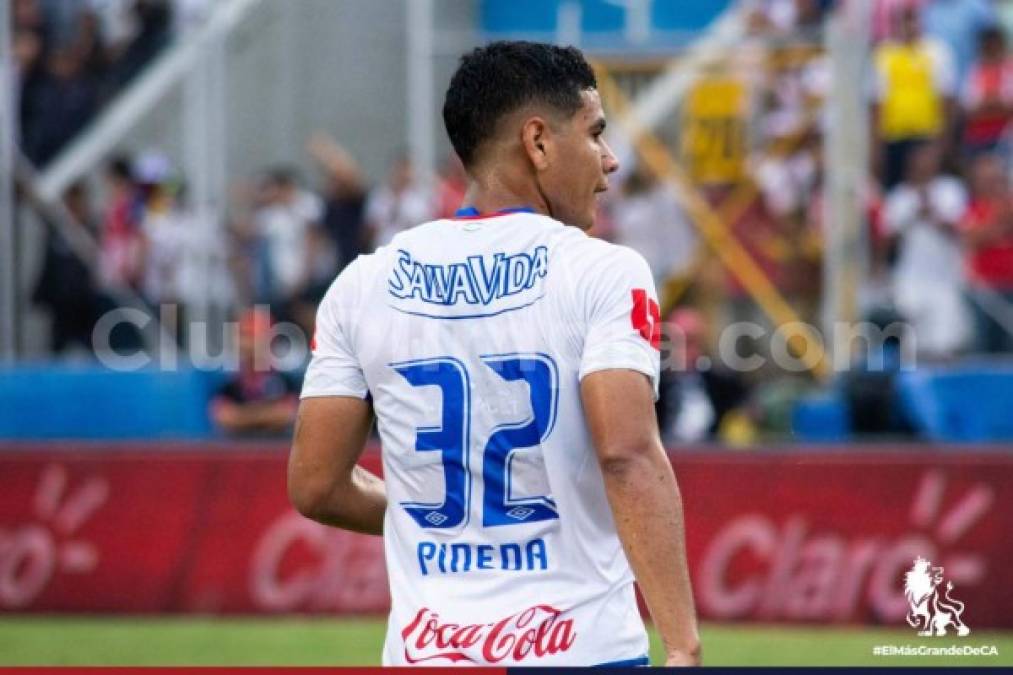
[462, 171, 549, 218]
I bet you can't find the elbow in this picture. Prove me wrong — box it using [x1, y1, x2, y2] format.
[287, 470, 334, 523]
[597, 438, 665, 479]
[598, 454, 639, 480]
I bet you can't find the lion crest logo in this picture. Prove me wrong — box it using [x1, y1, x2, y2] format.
[904, 557, 971, 637]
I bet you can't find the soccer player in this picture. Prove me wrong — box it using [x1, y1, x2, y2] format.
[288, 41, 700, 667]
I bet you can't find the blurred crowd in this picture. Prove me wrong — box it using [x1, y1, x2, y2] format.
[656, 0, 1013, 441]
[729, 0, 1013, 359]
[19, 0, 1013, 440]
[866, 0, 1013, 359]
[607, 0, 1013, 442]
[11, 0, 205, 166]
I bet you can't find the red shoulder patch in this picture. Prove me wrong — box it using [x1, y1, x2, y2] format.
[630, 288, 661, 350]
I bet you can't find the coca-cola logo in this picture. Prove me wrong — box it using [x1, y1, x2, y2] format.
[401, 604, 577, 664]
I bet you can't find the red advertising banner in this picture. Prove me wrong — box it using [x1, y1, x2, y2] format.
[0, 444, 1010, 629]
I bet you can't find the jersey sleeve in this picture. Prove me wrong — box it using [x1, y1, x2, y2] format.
[300, 260, 370, 400]
[577, 243, 662, 398]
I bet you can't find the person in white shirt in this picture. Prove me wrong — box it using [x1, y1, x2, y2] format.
[883, 141, 971, 358]
[365, 155, 434, 249]
[288, 41, 700, 667]
[612, 165, 697, 291]
[253, 169, 327, 307]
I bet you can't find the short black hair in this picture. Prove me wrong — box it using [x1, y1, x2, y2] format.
[443, 41, 597, 167]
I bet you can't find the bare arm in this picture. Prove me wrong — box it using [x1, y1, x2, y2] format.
[287, 396, 386, 535]
[582, 369, 701, 667]
[306, 132, 366, 195]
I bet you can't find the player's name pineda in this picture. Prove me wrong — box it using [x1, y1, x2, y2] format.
[388, 246, 549, 307]
[417, 537, 549, 576]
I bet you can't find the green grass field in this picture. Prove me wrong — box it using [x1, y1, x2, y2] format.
[0, 617, 1010, 667]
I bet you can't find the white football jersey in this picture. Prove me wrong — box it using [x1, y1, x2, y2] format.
[302, 209, 662, 667]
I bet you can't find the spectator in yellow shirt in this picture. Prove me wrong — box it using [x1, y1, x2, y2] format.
[873, 6, 957, 188]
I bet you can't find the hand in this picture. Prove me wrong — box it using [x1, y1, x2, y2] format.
[665, 648, 702, 667]
[211, 400, 248, 432]
[306, 131, 342, 160]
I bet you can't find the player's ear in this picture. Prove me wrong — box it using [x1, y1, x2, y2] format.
[521, 117, 551, 172]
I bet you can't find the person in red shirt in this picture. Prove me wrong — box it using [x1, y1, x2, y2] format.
[960, 152, 1013, 352]
[211, 309, 299, 435]
[98, 157, 143, 290]
[434, 153, 468, 219]
[961, 26, 1013, 155]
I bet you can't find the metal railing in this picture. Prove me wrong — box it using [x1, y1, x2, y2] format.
[0, 0, 264, 361]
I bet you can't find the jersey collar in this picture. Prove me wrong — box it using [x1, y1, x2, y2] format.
[452, 205, 535, 220]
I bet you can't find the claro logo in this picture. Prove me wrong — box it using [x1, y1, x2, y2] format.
[0, 465, 106, 609]
[249, 511, 387, 612]
[697, 470, 991, 622]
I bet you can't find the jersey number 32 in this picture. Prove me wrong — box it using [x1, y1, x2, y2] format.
[392, 354, 559, 530]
